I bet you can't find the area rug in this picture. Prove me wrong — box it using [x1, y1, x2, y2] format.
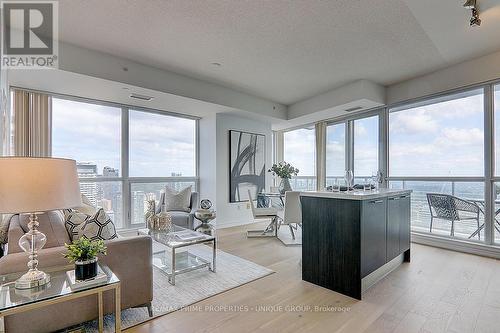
[82, 243, 274, 332]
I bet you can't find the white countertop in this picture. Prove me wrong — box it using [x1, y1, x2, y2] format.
[300, 188, 412, 201]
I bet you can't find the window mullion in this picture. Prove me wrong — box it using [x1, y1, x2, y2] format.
[485, 85, 494, 245]
[380, 109, 388, 189]
[122, 107, 130, 229]
[347, 120, 354, 173]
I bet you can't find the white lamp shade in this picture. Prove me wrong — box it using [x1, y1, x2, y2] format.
[0, 157, 82, 214]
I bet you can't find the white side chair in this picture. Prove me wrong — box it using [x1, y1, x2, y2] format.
[278, 191, 302, 242]
[246, 189, 279, 238]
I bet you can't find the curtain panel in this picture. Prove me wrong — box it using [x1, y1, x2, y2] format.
[315, 122, 327, 191]
[12, 89, 52, 157]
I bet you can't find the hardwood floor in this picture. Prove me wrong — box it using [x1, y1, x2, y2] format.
[127, 222, 500, 333]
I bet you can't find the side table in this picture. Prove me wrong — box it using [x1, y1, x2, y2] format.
[0, 264, 121, 333]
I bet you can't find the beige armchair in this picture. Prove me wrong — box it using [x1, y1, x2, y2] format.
[0, 211, 153, 333]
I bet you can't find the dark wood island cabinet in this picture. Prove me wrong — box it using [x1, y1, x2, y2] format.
[301, 189, 412, 300]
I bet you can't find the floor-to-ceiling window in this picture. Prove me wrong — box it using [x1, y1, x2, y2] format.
[52, 98, 124, 227]
[276, 82, 500, 249]
[388, 88, 485, 241]
[494, 84, 500, 243]
[283, 127, 316, 191]
[51, 97, 198, 229]
[326, 122, 346, 186]
[129, 110, 196, 227]
[353, 115, 379, 183]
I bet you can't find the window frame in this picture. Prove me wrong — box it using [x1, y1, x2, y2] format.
[386, 85, 493, 244]
[325, 108, 385, 186]
[282, 126, 317, 191]
[325, 120, 348, 186]
[275, 80, 500, 249]
[37, 89, 200, 230]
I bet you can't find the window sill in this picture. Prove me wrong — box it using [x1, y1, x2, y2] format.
[412, 231, 500, 259]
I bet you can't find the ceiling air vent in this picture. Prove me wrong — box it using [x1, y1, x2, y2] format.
[344, 106, 363, 113]
[129, 93, 154, 101]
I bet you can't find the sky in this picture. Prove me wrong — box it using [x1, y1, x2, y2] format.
[389, 90, 485, 177]
[52, 98, 196, 177]
[284, 88, 495, 179]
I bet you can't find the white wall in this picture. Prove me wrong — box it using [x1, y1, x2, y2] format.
[198, 114, 217, 211]
[387, 49, 500, 104]
[202, 113, 273, 228]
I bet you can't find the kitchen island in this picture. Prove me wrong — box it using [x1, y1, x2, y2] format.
[300, 189, 412, 300]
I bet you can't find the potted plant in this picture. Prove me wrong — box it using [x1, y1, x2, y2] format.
[64, 238, 107, 280]
[268, 161, 299, 194]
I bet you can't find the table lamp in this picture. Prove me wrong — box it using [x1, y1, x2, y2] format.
[0, 157, 81, 289]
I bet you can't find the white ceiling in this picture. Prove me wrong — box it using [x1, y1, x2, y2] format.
[57, 0, 500, 105]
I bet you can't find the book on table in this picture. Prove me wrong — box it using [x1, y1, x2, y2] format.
[174, 230, 205, 241]
[66, 265, 108, 290]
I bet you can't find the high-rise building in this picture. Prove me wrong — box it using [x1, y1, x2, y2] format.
[101, 166, 121, 227]
[77, 162, 99, 206]
[103, 167, 119, 177]
[132, 190, 145, 226]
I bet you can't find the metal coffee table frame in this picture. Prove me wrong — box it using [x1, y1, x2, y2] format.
[138, 228, 216, 285]
[0, 264, 121, 333]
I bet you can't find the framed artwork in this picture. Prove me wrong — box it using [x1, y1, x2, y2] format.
[229, 130, 265, 202]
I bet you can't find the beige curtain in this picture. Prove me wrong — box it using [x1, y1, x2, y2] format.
[315, 122, 327, 191]
[12, 89, 52, 157]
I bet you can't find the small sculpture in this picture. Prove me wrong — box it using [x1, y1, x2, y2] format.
[200, 199, 212, 210]
[155, 203, 173, 232]
[145, 198, 157, 229]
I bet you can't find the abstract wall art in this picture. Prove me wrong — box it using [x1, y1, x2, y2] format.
[229, 130, 265, 202]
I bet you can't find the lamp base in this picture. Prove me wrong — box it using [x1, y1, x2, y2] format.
[15, 269, 50, 289]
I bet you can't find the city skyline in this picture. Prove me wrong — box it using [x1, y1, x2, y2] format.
[52, 97, 196, 178]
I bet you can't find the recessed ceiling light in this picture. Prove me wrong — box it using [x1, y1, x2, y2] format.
[211, 62, 222, 67]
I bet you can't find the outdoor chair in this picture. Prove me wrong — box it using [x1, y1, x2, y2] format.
[426, 193, 480, 239]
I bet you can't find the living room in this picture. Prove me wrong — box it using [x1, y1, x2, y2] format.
[2, 0, 500, 332]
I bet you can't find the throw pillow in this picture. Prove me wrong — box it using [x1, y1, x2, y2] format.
[164, 186, 192, 212]
[74, 208, 118, 241]
[65, 210, 90, 240]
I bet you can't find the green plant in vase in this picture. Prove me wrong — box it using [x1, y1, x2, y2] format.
[268, 161, 299, 194]
[64, 238, 107, 280]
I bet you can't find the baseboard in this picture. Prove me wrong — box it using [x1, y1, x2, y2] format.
[362, 254, 404, 293]
[411, 232, 500, 259]
[216, 220, 254, 229]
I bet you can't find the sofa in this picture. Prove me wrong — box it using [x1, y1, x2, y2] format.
[156, 191, 199, 229]
[0, 211, 153, 333]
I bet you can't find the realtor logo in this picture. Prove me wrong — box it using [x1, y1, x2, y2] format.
[1, 0, 58, 68]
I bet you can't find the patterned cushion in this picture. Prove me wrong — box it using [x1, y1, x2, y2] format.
[164, 186, 192, 212]
[65, 210, 90, 240]
[73, 208, 118, 241]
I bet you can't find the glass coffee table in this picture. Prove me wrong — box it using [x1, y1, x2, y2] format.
[0, 264, 121, 333]
[138, 225, 216, 285]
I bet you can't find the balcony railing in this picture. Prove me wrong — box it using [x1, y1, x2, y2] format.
[291, 177, 497, 242]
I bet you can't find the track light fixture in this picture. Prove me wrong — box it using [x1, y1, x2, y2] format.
[470, 8, 481, 26]
[463, 0, 476, 9]
[463, 0, 481, 27]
